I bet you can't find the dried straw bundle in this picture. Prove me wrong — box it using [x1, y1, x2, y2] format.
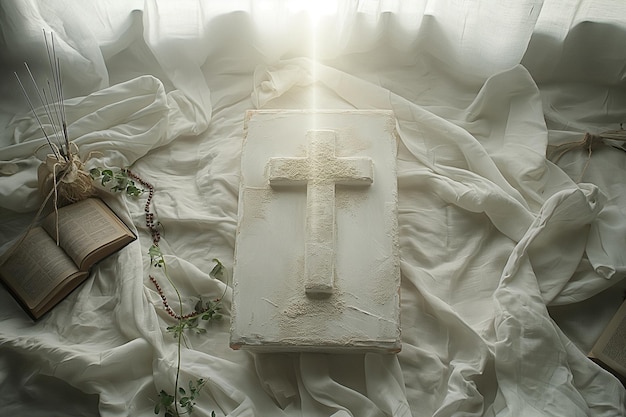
[13, 31, 97, 209]
[37, 149, 96, 208]
[0, 30, 99, 265]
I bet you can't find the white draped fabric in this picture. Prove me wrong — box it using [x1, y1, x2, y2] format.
[0, 1, 625, 416]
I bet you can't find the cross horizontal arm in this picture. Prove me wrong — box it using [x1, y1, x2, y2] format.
[332, 158, 373, 186]
[268, 157, 309, 186]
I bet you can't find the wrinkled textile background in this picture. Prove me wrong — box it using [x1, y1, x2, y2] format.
[0, 1, 625, 416]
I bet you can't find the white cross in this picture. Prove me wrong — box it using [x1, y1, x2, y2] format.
[268, 130, 373, 296]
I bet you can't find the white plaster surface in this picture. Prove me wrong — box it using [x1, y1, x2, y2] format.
[230, 110, 401, 353]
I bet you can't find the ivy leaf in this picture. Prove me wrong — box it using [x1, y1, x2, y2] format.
[149, 244, 164, 267]
[100, 169, 113, 186]
[90, 166, 144, 197]
[148, 244, 162, 258]
[210, 259, 225, 280]
[158, 390, 174, 407]
[194, 298, 204, 313]
[126, 184, 143, 196]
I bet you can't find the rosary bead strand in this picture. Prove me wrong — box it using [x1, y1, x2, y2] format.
[127, 169, 219, 321]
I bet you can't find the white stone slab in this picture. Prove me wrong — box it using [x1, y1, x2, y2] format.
[230, 110, 401, 353]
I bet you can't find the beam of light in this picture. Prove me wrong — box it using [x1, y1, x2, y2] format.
[287, 0, 337, 21]
[311, 15, 318, 119]
[287, 0, 338, 129]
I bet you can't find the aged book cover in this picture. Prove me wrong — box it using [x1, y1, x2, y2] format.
[231, 110, 401, 353]
[589, 298, 626, 386]
[0, 198, 136, 320]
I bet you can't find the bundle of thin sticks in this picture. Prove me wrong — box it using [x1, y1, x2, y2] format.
[15, 30, 95, 209]
[3, 30, 98, 255]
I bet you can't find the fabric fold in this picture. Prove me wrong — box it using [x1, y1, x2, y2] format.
[1, 2, 625, 416]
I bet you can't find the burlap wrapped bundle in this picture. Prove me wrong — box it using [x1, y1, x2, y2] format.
[37, 150, 96, 207]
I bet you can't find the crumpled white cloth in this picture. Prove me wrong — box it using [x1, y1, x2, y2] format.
[252, 58, 626, 416]
[0, 75, 201, 213]
[1, 1, 625, 417]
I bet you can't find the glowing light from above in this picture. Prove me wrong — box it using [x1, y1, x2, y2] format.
[287, 0, 338, 21]
[285, 0, 338, 115]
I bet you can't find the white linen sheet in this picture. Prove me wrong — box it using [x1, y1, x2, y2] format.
[0, 1, 625, 416]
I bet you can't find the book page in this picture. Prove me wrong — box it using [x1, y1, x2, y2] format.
[594, 301, 626, 376]
[0, 227, 80, 309]
[41, 198, 131, 270]
[599, 315, 626, 372]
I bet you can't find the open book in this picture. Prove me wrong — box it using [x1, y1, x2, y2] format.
[589, 298, 626, 386]
[0, 198, 136, 320]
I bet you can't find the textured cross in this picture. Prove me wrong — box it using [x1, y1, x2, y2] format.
[268, 130, 373, 296]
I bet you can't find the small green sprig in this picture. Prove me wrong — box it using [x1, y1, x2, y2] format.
[209, 258, 225, 282]
[90, 167, 143, 197]
[150, 243, 224, 417]
[136, 170, 221, 417]
[166, 297, 223, 338]
[149, 244, 166, 268]
[155, 380, 214, 417]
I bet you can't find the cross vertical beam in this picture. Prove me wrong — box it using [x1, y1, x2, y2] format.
[268, 130, 373, 296]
